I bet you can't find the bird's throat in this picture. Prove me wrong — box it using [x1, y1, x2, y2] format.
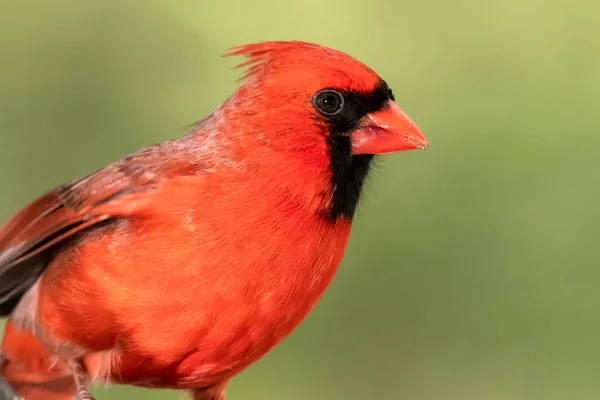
[327, 135, 373, 221]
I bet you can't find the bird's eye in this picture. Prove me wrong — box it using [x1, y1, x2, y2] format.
[313, 90, 344, 115]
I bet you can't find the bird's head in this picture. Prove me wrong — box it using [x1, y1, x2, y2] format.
[220, 41, 428, 220]
[226, 41, 427, 155]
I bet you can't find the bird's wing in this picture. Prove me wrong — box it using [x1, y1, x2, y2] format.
[0, 143, 203, 314]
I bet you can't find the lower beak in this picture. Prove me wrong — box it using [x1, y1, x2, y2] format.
[351, 100, 428, 155]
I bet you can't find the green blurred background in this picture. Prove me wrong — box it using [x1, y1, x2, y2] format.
[1, 0, 599, 399]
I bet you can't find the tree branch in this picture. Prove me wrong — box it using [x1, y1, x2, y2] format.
[0, 376, 21, 400]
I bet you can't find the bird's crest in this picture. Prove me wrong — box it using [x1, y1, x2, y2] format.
[224, 41, 340, 82]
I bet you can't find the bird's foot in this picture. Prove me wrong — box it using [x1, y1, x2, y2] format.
[0, 353, 23, 400]
[69, 361, 95, 400]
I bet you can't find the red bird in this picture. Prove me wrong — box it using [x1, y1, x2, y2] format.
[0, 41, 427, 400]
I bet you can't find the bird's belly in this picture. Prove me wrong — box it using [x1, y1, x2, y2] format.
[104, 295, 320, 388]
[68, 207, 351, 388]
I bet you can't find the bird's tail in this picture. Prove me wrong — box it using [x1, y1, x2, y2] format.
[0, 320, 76, 400]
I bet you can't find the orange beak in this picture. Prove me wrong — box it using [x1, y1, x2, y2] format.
[351, 101, 428, 155]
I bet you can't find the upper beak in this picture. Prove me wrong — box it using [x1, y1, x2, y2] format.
[351, 100, 428, 155]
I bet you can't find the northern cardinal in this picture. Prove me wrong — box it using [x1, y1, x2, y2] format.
[0, 41, 428, 400]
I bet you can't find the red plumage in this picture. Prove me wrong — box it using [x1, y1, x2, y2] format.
[0, 41, 427, 399]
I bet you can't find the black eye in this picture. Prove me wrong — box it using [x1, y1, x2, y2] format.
[313, 90, 344, 115]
